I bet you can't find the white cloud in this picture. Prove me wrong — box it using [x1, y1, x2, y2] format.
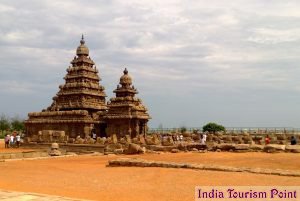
[248, 28, 300, 44]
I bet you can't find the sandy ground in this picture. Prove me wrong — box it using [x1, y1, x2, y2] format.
[0, 141, 299, 201]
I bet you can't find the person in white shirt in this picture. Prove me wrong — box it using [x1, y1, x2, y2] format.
[10, 135, 14, 147]
[201, 133, 207, 145]
[16, 133, 21, 148]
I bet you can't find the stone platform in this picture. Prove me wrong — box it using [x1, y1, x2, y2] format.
[21, 143, 105, 153]
[108, 158, 300, 177]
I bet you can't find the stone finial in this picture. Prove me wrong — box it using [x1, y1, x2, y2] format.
[80, 34, 85, 45]
[123, 68, 128, 75]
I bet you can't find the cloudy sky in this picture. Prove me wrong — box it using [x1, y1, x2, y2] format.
[1, 0, 300, 128]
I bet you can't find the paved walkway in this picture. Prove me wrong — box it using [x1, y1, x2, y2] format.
[0, 189, 90, 201]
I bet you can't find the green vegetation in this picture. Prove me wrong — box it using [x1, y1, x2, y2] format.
[0, 114, 25, 138]
[202, 122, 225, 133]
[180, 126, 187, 133]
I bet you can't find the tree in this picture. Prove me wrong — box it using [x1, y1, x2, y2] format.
[202, 122, 225, 133]
[0, 114, 11, 136]
[11, 116, 25, 131]
[180, 126, 187, 133]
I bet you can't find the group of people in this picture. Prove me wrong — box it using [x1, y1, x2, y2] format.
[168, 132, 207, 144]
[4, 132, 21, 148]
[265, 135, 297, 145]
[171, 134, 183, 142]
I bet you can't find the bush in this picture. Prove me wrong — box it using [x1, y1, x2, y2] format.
[202, 122, 225, 134]
[180, 126, 187, 133]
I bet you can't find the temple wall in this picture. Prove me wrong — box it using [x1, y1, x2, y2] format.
[25, 122, 98, 139]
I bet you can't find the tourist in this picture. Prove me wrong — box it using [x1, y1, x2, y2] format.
[291, 136, 297, 145]
[265, 135, 270, 145]
[16, 133, 21, 148]
[179, 134, 183, 142]
[202, 133, 207, 145]
[92, 131, 97, 141]
[4, 134, 10, 148]
[199, 133, 203, 144]
[172, 134, 176, 142]
[176, 135, 179, 142]
[10, 134, 15, 148]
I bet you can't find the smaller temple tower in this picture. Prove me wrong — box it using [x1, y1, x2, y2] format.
[104, 68, 151, 138]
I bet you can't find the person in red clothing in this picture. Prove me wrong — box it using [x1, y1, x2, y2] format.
[265, 135, 270, 145]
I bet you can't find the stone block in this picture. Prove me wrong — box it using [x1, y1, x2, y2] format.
[264, 144, 286, 153]
[114, 149, 124, 155]
[125, 135, 131, 143]
[285, 145, 300, 153]
[124, 143, 145, 154]
[215, 143, 235, 151]
[162, 136, 174, 146]
[233, 144, 250, 151]
[112, 134, 118, 144]
[171, 149, 180, 153]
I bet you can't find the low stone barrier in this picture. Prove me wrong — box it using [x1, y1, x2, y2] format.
[107, 158, 300, 177]
[0, 151, 49, 160]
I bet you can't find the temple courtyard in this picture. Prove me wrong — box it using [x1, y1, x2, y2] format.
[0, 141, 299, 201]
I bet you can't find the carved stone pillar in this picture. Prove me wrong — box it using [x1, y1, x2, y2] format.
[135, 120, 139, 136]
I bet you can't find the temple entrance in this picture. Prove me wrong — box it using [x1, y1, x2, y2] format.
[99, 123, 107, 137]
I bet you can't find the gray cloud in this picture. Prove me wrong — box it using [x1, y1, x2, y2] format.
[1, 0, 300, 128]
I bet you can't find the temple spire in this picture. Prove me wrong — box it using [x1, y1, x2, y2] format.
[80, 34, 85, 45]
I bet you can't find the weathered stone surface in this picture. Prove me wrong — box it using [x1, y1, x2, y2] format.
[233, 144, 250, 150]
[192, 134, 200, 141]
[145, 134, 161, 145]
[171, 149, 180, 153]
[138, 135, 146, 145]
[249, 144, 264, 151]
[108, 158, 300, 177]
[146, 145, 175, 152]
[186, 143, 207, 151]
[119, 137, 126, 144]
[264, 144, 286, 152]
[125, 135, 131, 143]
[285, 145, 300, 153]
[276, 134, 286, 141]
[191, 148, 198, 152]
[75, 136, 84, 144]
[162, 136, 174, 146]
[85, 136, 95, 144]
[51, 143, 59, 149]
[232, 136, 243, 144]
[124, 143, 145, 154]
[132, 137, 139, 144]
[178, 143, 187, 151]
[112, 134, 118, 144]
[96, 137, 106, 145]
[215, 143, 235, 151]
[114, 149, 124, 155]
[106, 143, 123, 152]
[49, 149, 62, 156]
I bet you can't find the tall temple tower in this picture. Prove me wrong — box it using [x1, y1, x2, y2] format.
[50, 35, 107, 114]
[25, 36, 107, 138]
[104, 68, 151, 138]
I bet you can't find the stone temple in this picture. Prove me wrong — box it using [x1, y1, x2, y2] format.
[25, 36, 151, 139]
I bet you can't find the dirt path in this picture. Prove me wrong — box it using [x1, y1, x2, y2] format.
[0, 152, 299, 201]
